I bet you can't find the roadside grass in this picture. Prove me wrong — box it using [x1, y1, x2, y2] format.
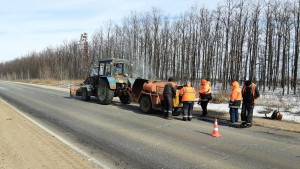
[257, 95, 299, 112]
[212, 91, 230, 104]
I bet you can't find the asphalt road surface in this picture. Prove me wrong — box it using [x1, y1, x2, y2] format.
[0, 81, 299, 169]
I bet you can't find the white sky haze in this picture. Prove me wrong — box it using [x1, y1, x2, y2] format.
[0, 0, 220, 62]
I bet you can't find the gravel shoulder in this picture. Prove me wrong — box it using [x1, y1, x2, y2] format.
[0, 99, 99, 169]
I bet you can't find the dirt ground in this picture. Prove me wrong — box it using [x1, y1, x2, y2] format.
[0, 99, 99, 169]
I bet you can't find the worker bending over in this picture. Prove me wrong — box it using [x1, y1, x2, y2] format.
[163, 77, 176, 120]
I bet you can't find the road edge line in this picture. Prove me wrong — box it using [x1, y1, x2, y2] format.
[0, 98, 110, 169]
[1, 80, 69, 92]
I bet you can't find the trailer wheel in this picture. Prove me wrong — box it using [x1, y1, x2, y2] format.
[97, 79, 114, 105]
[140, 95, 152, 113]
[82, 88, 90, 101]
[119, 93, 132, 104]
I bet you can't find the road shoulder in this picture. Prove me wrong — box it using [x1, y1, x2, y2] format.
[0, 99, 99, 169]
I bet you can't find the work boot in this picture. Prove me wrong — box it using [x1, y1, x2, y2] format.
[167, 111, 173, 120]
[164, 111, 168, 119]
[246, 123, 252, 128]
[240, 122, 247, 128]
[183, 117, 187, 121]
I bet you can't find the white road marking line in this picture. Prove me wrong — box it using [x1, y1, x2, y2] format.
[0, 98, 110, 169]
[0, 86, 7, 90]
[280, 145, 297, 151]
[2, 81, 69, 92]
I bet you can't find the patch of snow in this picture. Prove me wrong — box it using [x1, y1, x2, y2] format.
[57, 82, 74, 88]
[193, 84, 300, 123]
[289, 107, 300, 114]
[195, 101, 300, 123]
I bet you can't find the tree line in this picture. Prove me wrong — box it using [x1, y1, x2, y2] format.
[0, 0, 299, 95]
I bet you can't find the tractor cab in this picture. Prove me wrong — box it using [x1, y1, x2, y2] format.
[98, 58, 132, 77]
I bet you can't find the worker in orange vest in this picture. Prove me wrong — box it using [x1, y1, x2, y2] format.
[229, 81, 242, 123]
[198, 79, 212, 117]
[179, 82, 196, 121]
[241, 80, 260, 128]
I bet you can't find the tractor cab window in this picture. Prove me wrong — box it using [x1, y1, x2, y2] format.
[90, 67, 99, 77]
[105, 62, 111, 76]
[114, 63, 123, 75]
[99, 62, 112, 76]
[122, 64, 130, 77]
[99, 63, 105, 75]
[112, 63, 131, 76]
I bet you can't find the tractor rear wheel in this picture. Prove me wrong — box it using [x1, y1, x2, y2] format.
[97, 80, 114, 105]
[140, 95, 152, 113]
[82, 88, 90, 101]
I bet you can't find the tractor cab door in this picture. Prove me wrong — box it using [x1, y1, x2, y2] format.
[84, 67, 99, 86]
[99, 62, 112, 76]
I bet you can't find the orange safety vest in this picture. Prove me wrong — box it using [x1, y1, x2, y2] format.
[242, 83, 257, 103]
[198, 82, 211, 101]
[180, 86, 196, 102]
[231, 82, 242, 101]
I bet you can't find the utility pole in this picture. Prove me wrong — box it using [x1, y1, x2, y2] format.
[80, 32, 88, 67]
[79, 32, 89, 77]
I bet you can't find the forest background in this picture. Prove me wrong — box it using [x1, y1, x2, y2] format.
[0, 0, 299, 95]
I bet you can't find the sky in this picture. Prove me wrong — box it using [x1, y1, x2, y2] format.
[0, 0, 220, 63]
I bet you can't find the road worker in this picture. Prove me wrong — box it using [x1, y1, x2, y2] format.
[163, 77, 176, 120]
[229, 81, 242, 123]
[241, 80, 260, 128]
[198, 79, 212, 117]
[179, 81, 196, 121]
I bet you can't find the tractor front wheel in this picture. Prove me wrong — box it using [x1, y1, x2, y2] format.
[82, 88, 90, 101]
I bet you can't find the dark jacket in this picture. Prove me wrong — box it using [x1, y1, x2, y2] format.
[229, 100, 242, 108]
[242, 83, 260, 104]
[163, 83, 176, 97]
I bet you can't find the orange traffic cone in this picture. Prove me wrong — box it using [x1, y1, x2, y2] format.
[211, 118, 221, 137]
